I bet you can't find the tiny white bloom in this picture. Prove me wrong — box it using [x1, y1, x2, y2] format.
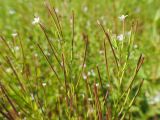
[88, 98, 93, 101]
[30, 93, 34, 101]
[32, 17, 40, 25]
[106, 84, 110, 87]
[149, 92, 160, 105]
[87, 71, 91, 76]
[126, 31, 131, 36]
[9, 10, 16, 15]
[99, 50, 103, 55]
[34, 53, 38, 57]
[60, 86, 64, 90]
[91, 69, 95, 76]
[12, 33, 17, 37]
[42, 82, 47, 87]
[83, 74, 87, 80]
[117, 34, 124, 41]
[118, 15, 128, 21]
[81, 94, 85, 98]
[96, 83, 99, 87]
[55, 8, 59, 13]
[83, 6, 88, 12]
[14, 46, 20, 51]
[6, 68, 12, 73]
[134, 44, 138, 49]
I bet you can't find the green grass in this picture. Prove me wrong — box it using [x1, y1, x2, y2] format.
[0, 0, 160, 119]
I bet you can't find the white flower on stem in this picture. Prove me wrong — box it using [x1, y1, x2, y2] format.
[32, 17, 40, 25]
[117, 34, 124, 41]
[11, 33, 17, 37]
[118, 15, 128, 21]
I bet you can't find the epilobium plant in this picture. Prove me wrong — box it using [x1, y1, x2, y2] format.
[0, 2, 144, 120]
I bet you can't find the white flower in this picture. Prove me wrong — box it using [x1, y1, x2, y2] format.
[118, 15, 128, 21]
[34, 53, 38, 57]
[42, 82, 47, 87]
[117, 34, 124, 41]
[88, 98, 93, 101]
[88, 107, 94, 114]
[55, 8, 59, 13]
[32, 17, 40, 25]
[95, 83, 99, 87]
[83, 6, 88, 12]
[87, 71, 91, 76]
[99, 50, 103, 55]
[11, 33, 17, 37]
[14, 46, 20, 51]
[126, 31, 131, 36]
[91, 69, 95, 76]
[6, 68, 12, 73]
[30, 93, 34, 101]
[9, 10, 16, 15]
[149, 92, 160, 105]
[134, 44, 138, 49]
[83, 74, 87, 80]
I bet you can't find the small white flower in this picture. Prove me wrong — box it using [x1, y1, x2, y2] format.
[34, 53, 38, 57]
[83, 74, 87, 80]
[117, 34, 124, 41]
[106, 84, 110, 87]
[32, 17, 40, 25]
[95, 83, 99, 87]
[55, 8, 59, 13]
[14, 46, 20, 51]
[11, 33, 17, 37]
[9, 10, 16, 15]
[6, 68, 12, 73]
[126, 31, 131, 36]
[87, 71, 91, 76]
[83, 6, 88, 12]
[30, 93, 34, 101]
[42, 82, 47, 87]
[88, 98, 93, 101]
[44, 51, 50, 56]
[60, 86, 64, 90]
[97, 20, 100, 25]
[118, 15, 128, 21]
[91, 69, 95, 76]
[81, 94, 85, 98]
[149, 92, 160, 105]
[99, 50, 103, 55]
[134, 44, 138, 49]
